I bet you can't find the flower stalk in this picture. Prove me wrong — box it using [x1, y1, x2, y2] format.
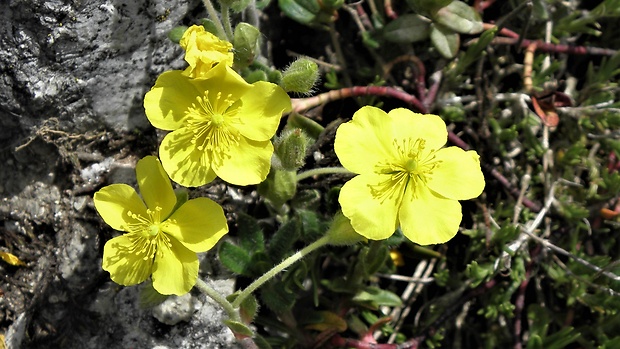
[296, 167, 354, 182]
[231, 235, 331, 309]
[194, 278, 241, 322]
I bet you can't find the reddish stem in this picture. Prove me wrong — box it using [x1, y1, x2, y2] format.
[384, 0, 397, 19]
[482, 23, 617, 56]
[329, 335, 420, 349]
[291, 86, 427, 114]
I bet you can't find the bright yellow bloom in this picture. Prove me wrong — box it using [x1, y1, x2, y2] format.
[180, 25, 234, 78]
[144, 63, 292, 187]
[334, 106, 485, 245]
[94, 156, 228, 295]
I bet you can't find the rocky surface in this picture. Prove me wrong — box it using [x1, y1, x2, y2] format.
[0, 0, 241, 348]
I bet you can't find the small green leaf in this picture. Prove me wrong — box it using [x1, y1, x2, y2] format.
[261, 280, 297, 313]
[219, 241, 252, 275]
[430, 23, 460, 59]
[362, 242, 389, 276]
[240, 294, 259, 323]
[383, 14, 431, 43]
[406, 0, 453, 16]
[352, 286, 403, 309]
[223, 320, 254, 337]
[237, 212, 265, 252]
[433, 0, 483, 34]
[278, 0, 320, 25]
[168, 26, 188, 44]
[267, 217, 301, 262]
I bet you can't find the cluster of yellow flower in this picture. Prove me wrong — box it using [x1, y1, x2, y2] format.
[93, 24, 485, 297]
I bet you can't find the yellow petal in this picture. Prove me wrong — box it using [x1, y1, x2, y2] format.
[334, 106, 395, 174]
[389, 109, 447, 152]
[426, 148, 485, 200]
[234, 81, 292, 141]
[198, 63, 252, 100]
[151, 237, 199, 295]
[339, 174, 399, 240]
[136, 156, 177, 218]
[398, 185, 462, 245]
[144, 71, 201, 130]
[162, 198, 229, 252]
[0, 251, 26, 266]
[212, 137, 273, 186]
[159, 129, 217, 187]
[102, 235, 152, 286]
[94, 184, 148, 231]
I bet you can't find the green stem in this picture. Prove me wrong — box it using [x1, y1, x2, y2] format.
[194, 278, 240, 322]
[296, 167, 355, 182]
[220, 3, 234, 42]
[202, 0, 229, 40]
[231, 235, 331, 309]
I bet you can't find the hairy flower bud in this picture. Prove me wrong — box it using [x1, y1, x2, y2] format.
[233, 23, 260, 69]
[274, 128, 310, 171]
[280, 58, 319, 94]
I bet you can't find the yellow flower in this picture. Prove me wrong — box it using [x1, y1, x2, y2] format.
[94, 156, 228, 295]
[334, 106, 485, 245]
[180, 25, 234, 78]
[144, 63, 292, 187]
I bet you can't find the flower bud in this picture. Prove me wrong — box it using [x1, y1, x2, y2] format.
[168, 26, 189, 44]
[325, 212, 366, 246]
[180, 25, 234, 78]
[274, 128, 310, 171]
[233, 23, 260, 69]
[280, 58, 319, 94]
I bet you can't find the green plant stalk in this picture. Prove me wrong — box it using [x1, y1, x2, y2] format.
[219, 3, 234, 43]
[194, 278, 241, 322]
[231, 235, 331, 309]
[202, 0, 229, 40]
[296, 167, 354, 181]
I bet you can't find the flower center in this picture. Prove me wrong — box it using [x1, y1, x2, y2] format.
[122, 206, 170, 261]
[370, 138, 441, 204]
[185, 91, 243, 155]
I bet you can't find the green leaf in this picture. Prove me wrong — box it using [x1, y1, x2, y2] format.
[267, 217, 301, 262]
[168, 26, 188, 44]
[230, 0, 253, 12]
[261, 280, 297, 313]
[240, 294, 259, 323]
[278, 0, 320, 25]
[452, 26, 497, 76]
[223, 319, 254, 337]
[352, 286, 403, 309]
[383, 14, 431, 43]
[543, 327, 580, 349]
[526, 334, 543, 349]
[430, 23, 460, 59]
[433, 0, 483, 34]
[237, 212, 265, 253]
[361, 242, 389, 276]
[406, 0, 453, 16]
[219, 241, 252, 275]
[296, 209, 325, 242]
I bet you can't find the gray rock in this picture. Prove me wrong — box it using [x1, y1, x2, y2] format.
[152, 293, 197, 326]
[0, 0, 247, 348]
